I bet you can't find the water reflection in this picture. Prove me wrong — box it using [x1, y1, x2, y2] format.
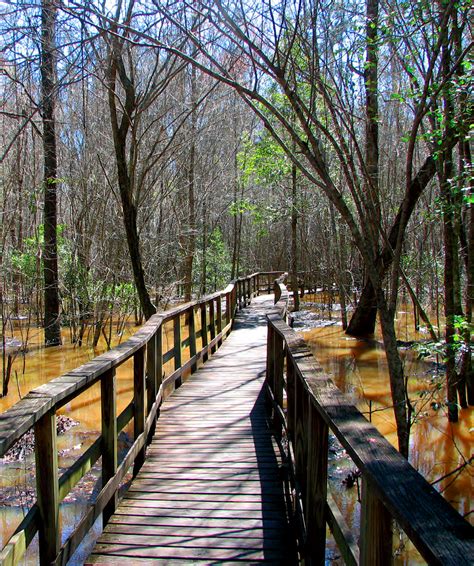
[300, 301, 473, 531]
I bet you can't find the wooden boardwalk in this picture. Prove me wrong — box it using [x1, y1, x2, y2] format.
[87, 296, 296, 564]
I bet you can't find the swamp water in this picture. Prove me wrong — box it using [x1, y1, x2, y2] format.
[0, 302, 472, 564]
[0, 317, 186, 563]
[296, 295, 472, 563]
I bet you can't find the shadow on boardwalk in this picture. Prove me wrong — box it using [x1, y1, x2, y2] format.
[86, 296, 298, 564]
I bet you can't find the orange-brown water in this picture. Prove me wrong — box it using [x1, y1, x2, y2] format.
[0, 300, 471, 562]
[0, 309, 200, 559]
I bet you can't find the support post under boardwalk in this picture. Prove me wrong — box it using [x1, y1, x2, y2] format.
[101, 368, 117, 525]
[35, 409, 59, 564]
[133, 346, 146, 477]
[360, 476, 392, 565]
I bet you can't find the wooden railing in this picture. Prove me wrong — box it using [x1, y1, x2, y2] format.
[0, 271, 283, 566]
[267, 281, 474, 565]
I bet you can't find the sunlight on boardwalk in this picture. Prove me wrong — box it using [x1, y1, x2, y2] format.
[86, 296, 296, 564]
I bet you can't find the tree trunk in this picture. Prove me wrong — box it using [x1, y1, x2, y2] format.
[201, 202, 208, 296]
[377, 293, 410, 457]
[347, 144, 462, 337]
[330, 205, 348, 330]
[41, 0, 62, 346]
[347, 0, 380, 338]
[346, 279, 378, 336]
[439, 16, 459, 422]
[461, 137, 474, 405]
[364, 0, 380, 233]
[183, 64, 197, 302]
[290, 163, 300, 311]
[107, 40, 156, 320]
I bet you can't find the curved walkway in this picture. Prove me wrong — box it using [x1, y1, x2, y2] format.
[86, 296, 296, 564]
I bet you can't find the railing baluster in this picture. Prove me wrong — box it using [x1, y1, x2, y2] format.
[273, 330, 284, 438]
[286, 356, 296, 446]
[266, 321, 275, 397]
[306, 399, 328, 564]
[200, 302, 209, 362]
[101, 368, 117, 524]
[156, 325, 163, 392]
[216, 295, 223, 346]
[173, 314, 182, 387]
[294, 369, 307, 498]
[360, 477, 392, 565]
[209, 298, 216, 353]
[147, 333, 157, 415]
[35, 409, 59, 564]
[189, 306, 197, 372]
[225, 291, 231, 326]
[133, 345, 146, 476]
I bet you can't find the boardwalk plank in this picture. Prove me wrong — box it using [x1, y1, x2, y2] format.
[86, 297, 296, 564]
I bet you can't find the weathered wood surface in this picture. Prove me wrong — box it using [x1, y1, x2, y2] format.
[87, 296, 296, 564]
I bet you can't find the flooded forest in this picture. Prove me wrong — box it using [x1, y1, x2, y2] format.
[0, 0, 473, 562]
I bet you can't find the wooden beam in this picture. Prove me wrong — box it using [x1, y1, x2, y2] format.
[189, 306, 197, 372]
[35, 409, 59, 564]
[101, 368, 117, 524]
[305, 398, 328, 564]
[133, 347, 146, 477]
[360, 476, 392, 565]
[173, 314, 182, 387]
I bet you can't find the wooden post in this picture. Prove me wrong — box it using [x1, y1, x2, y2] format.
[286, 357, 296, 445]
[173, 314, 182, 387]
[294, 372, 308, 500]
[35, 409, 59, 564]
[156, 325, 163, 393]
[360, 477, 393, 565]
[146, 333, 157, 415]
[273, 331, 284, 438]
[225, 291, 231, 326]
[266, 321, 275, 395]
[216, 295, 223, 346]
[257, 273, 261, 295]
[305, 399, 329, 564]
[133, 345, 146, 476]
[189, 306, 197, 372]
[209, 298, 216, 353]
[101, 368, 117, 525]
[200, 303, 209, 362]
